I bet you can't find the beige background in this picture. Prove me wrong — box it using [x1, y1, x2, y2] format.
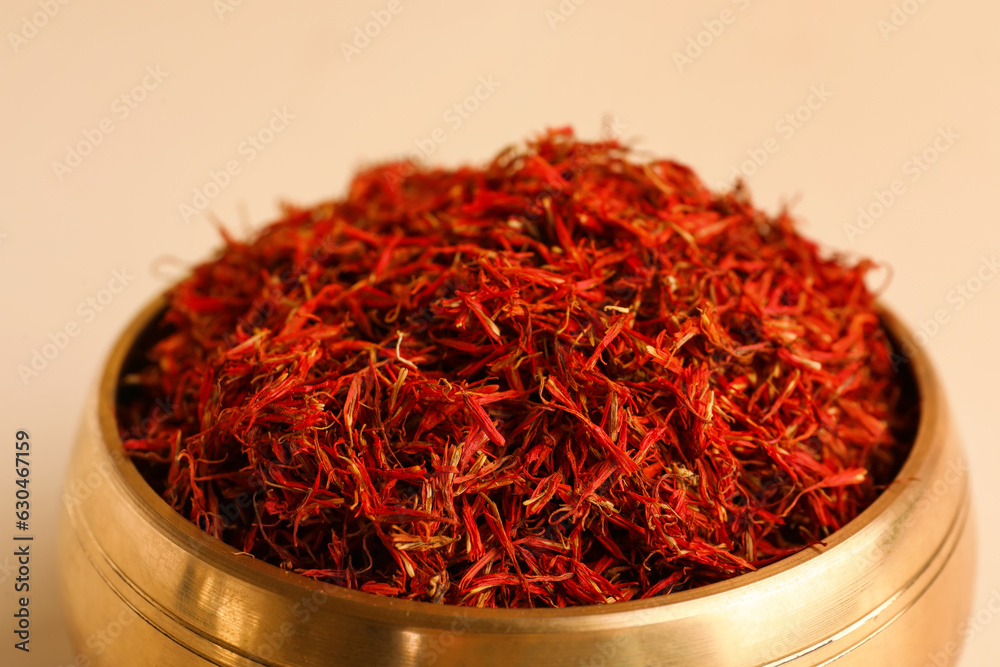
[1, 1, 998, 665]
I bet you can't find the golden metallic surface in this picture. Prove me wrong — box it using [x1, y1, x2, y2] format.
[59, 296, 976, 666]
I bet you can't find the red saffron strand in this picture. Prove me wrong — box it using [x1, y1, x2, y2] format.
[118, 128, 915, 608]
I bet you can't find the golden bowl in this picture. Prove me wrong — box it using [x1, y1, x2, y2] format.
[59, 295, 976, 666]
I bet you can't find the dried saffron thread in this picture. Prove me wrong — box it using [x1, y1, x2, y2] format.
[117, 128, 915, 608]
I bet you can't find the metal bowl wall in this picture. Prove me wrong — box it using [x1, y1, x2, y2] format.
[59, 295, 976, 666]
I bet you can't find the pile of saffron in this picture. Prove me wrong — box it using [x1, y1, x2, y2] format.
[119, 129, 915, 607]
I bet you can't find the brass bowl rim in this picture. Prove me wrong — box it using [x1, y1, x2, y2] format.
[99, 292, 934, 622]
